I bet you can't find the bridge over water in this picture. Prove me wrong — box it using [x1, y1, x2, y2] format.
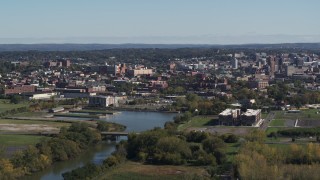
[100, 131, 129, 136]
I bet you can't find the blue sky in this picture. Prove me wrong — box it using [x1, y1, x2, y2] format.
[0, 0, 319, 44]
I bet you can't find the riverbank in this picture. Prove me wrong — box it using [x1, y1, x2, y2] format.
[104, 106, 179, 113]
[69, 109, 116, 115]
[25, 111, 176, 180]
[0, 118, 125, 157]
[54, 113, 106, 119]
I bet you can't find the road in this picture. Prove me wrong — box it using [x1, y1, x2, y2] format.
[259, 112, 275, 131]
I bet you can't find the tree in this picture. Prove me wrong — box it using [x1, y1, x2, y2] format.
[202, 136, 226, 154]
[0, 158, 24, 179]
[10, 95, 22, 104]
[193, 149, 217, 166]
[246, 129, 266, 143]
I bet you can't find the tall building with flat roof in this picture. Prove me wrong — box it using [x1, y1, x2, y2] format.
[240, 109, 261, 126]
[267, 56, 276, 76]
[218, 109, 241, 125]
[89, 96, 116, 107]
[231, 58, 238, 69]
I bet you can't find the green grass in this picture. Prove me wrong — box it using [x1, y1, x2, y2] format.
[177, 116, 217, 131]
[302, 109, 320, 119]
[9, 111, 48, 118]
[267, 143, 307, 150]
[261, 113, 268, 119]
[269, 119, 285, 126]
[0, 134, 49, 146]
[226, 143, 240, 162]
[0, 99, 28, 113]
[266, 127, 281, 134]
[97, 161, 207, 180]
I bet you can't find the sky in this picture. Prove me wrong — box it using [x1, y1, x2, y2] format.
[0, 0, 319, 44]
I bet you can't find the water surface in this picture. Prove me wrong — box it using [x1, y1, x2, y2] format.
[27, 111, 176, 180]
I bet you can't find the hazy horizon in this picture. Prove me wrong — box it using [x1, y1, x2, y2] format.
[1, 34, 320, 45]
[1, 0, 319, 44]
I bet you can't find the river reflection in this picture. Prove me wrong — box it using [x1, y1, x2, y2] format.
[27, 111, 176, 180]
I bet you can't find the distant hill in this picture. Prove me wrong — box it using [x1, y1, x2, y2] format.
[0, 43, 320, 51]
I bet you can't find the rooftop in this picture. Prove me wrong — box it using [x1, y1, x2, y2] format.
[242, 109, 261, 116]
[219, 108, 240, 116]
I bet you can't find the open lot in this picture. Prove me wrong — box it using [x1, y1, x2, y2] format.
[269, 109, 320, 128]
[0, 119, 70, 134]
[274, 109, 320, 121]
[0, 124, 59, 134]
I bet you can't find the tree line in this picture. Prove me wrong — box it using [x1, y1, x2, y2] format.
[0, 123, 102, 179]
[62, 127, 240, 179]
[235, 130, 320, 179]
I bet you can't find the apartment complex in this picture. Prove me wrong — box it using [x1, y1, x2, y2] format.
[219, 109, 261, 126]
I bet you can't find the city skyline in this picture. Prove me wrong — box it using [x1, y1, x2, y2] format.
[1, 0, 319, 44]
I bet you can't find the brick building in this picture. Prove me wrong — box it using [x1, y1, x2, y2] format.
[4, 85, 36, 95]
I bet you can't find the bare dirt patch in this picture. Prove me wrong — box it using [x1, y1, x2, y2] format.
[0, 124, 59, 133]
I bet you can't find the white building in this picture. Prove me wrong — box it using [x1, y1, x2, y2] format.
[25, 92, 57, 100]
[231, 58, 238, 69]
[89, 96, 118, 107]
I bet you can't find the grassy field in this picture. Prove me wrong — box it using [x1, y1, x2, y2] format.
[97, 161, 208, 180]
[269, 119, 285, 126]
[54, 113, 104, 118]
[0, 99, 28, 113]
[267, 142, 309, 149]
[266, 127, 282, 134]
[274, 109, 320, 120]
[10, 111, 49, 118]
[177, 116, 217, 131]
[0, 134, 49, 146]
